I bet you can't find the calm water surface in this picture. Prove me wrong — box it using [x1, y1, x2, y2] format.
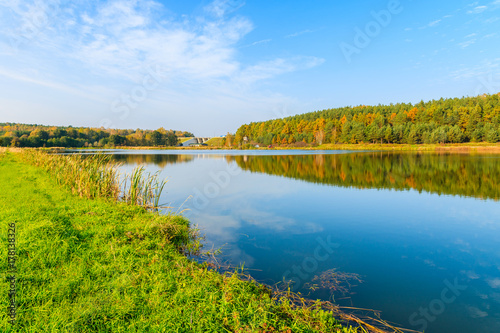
[78, 149, 500, 333]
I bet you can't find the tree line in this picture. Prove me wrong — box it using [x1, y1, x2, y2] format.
[0, 123, 194, 148]
[235, 94, 500, 146]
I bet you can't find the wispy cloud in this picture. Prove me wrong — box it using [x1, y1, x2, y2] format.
[241, 38, 272, 48]
[236, 56, 324, 84]
[286, 29, 317, 38]
[468, 5, 488, 13]
[0, 67, 107, 103]
[466, 306, 488, 319]
[417, 12, 453, 30]
[487, 278, 500, 289]
[205, 0, 245, 18]
[419, 18, 443, 29]
[0, 0, 323, 94]
[428, 19, 442, 27]
[56, 1, 253, 81]
[484, 16, 500, 23]
[450, 59, 500, 80]
[482, 33, 497, 39]
[458, 39, 477, 48]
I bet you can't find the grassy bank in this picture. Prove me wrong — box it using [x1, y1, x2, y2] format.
[204, 137, 224, 147]
[239, 142, 500, 152]
[0, 151, 361, 332]
[32, 142, 500, 153]
[310, 142, 500, 152]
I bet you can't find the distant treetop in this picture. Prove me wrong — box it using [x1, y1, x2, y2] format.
[234, 93, 500, 146]
[0, 123, 195, 148]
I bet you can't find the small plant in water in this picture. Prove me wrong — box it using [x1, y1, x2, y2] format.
[122, 165, 169, 211]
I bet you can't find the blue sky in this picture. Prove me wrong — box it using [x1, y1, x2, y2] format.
[1, 0, 500, 136]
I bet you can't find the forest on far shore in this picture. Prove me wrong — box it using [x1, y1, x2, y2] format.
[235, 93, 500, 146]
[0, 123, 194, 148]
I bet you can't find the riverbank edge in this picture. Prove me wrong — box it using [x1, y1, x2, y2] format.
[0, 151, 359, 333]
[11, 142, 500, 153]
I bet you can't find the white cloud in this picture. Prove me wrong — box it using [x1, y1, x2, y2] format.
[483, 33, 497, 39]
[0, 67, 107, 103]
[286, 29, 315, 38]
[484, 17, 500, 23]
[81, 13, 94, 25]
[462, 270, 480, 279]
[488, 278, 500, 289]
[449, 59, 500, 80]
[237, 57, 324, 85]
[458, 39, 477, 48]
[56, 1, 253, 81]
[248, 39, 271, 46]
[428, 19, 442, 27]
[204, 0, 245, 18]
[467, 5, 488, 13]
[0, 0, 323, 85]
[467, 306, 488, 318]
[419, 19, 443, 29]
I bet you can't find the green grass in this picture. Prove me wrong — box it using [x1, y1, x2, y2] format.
[0, 152, 357, 333]
[177, 137, 193, 144]
[204, 137, 224, 147]
[313, 142, 500, 151]
[121, 166, 168, 211]
[258, 142, 500, 152]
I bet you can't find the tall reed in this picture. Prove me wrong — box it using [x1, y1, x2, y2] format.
[19, 150, 168, 212]
[122, 166, 169, 211]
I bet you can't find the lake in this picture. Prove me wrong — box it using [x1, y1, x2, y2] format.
[74, 149, 500, 332]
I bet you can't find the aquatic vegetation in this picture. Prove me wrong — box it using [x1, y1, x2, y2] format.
[19, 149, 169, 211]
[121, 166, 169, 211]
[308, 269, 363, 297]
[20, 149, 120, 199]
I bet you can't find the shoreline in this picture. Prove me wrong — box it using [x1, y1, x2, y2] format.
[3, 142, 499, 154]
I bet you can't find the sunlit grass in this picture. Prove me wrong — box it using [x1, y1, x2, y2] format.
[19, 149, 169, 212]
[122, 166, 169, 211]
[20, 150, 120, 200]
[204, 137, 224, 147]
